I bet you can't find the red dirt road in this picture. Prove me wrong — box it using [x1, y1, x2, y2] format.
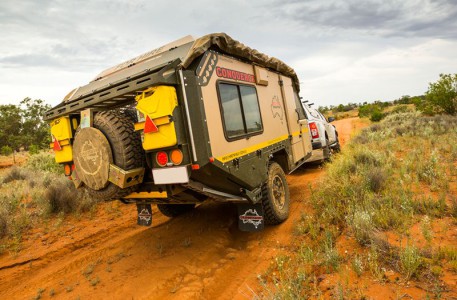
[0, 118, 364, 300]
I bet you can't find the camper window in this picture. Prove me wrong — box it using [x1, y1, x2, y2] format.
[218, 82, 263, 140]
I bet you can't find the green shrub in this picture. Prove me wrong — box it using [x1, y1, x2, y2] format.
[29, 144, 40, 155]
[370, 110, 384, 122]
[425, 73, 457, 115]
[26, 152, 61, 173]
[1, 146, 13, 156]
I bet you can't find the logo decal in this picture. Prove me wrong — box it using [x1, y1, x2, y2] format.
[216, 67, 255, 83]
[239, 209, 263, 229]
[271, 95, 283, 120]
[77, 140, 103, 175]
[138, 209, 152, 223]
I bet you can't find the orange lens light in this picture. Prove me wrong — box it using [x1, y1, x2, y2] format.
[170, 149, 183, 165]
[64, 164, 71, 176]
[156, 151, 168, 167]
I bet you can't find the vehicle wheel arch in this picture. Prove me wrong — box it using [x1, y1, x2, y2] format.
[270, 149, 290, 174]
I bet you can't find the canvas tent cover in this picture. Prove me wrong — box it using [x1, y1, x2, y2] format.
[181, 33, 300, 92]
[61, 33, 300, 103]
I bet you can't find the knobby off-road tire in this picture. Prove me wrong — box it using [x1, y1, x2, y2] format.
[117, 107, 138, 123]
[332, 134, 341, 153]
[261, 162, 290, 225]
[323, 138, 332, 161]
[157, 204, 196, 217]
[75, 111, 144, 201]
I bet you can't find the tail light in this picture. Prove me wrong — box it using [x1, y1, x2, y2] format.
[170, 149, 183, 165]
[156, 151, 168, 167]
[64, 164, 72, 176]
[309, 122, 319, 139]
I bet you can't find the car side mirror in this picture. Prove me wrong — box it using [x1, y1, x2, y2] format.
[327, 117, 335, 123]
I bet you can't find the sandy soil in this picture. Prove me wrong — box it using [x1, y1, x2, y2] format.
[0, 117, 366, 300]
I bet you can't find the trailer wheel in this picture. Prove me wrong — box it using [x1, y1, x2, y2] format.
[261, 162, 290, 225]
[157, 204, 196, 217]
[73, 111, 144, 200]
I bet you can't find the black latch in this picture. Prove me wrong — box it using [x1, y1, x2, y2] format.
[232, 158, 240, 169]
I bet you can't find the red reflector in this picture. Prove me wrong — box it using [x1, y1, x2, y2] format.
[156, 151, 168, 167]
[52, 135, 62, 151]
[191, 164, 200, 170]
[209, 157, 215, 163]
[144, 115, 159, 134]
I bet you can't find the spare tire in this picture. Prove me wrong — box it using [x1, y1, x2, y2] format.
[73, 110, 144, 200]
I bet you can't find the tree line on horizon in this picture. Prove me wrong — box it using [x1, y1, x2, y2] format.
[318, 73, 457, 121]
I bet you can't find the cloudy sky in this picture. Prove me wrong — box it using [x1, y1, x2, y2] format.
[1, 0, 456, 108]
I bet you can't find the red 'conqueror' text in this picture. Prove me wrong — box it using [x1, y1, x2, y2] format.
[216, 67, 255, 83]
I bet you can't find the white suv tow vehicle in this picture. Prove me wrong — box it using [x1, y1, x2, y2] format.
[302, 102, 340, 162]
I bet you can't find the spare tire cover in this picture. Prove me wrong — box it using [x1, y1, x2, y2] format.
[73, 127, 113, 190]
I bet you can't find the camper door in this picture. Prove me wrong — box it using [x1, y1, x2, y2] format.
[279, 75, 308, 163]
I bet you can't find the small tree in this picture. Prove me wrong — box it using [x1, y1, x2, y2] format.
[425, 73, 457, 115]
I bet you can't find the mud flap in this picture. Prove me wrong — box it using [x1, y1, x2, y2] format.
[237, 203, 264, 232]
[137, 203, 152, 226]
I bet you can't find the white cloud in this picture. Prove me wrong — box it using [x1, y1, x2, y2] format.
[300, 39, 457, 105]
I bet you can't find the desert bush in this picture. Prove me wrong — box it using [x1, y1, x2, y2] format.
[352, 255, 365, 277]
[26, 152, 61, 173]
[349, 209, 374, 245]
[390, 105, 410, 114]
[1, 145, 13, 156]
[400, 245, 422, 280]
[367, 167, 387, 193]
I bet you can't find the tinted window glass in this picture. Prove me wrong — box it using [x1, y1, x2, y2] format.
[219, 84, 245, 138]
[240, 86, 262, 133]
[218, 83, 263, 140]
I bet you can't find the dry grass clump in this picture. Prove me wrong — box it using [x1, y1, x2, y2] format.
[0, 211, 7, 238]
[1, 167, 28, 184]
[262, 111, 457, 298]
[45, 178, 96, 214]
